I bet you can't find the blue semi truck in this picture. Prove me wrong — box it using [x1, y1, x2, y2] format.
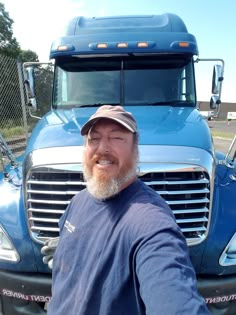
[0, 13, 236, 314]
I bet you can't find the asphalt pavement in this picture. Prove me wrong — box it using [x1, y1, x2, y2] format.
[208, 120, 236, 154]
[208, 120, 236, 135]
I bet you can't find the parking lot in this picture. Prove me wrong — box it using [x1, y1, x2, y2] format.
[208, 120, 236, 135]
[212, 137, 233, 154]
[208, 120, 236, 154]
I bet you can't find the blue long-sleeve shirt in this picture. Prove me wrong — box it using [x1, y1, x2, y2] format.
[48, 179, 209, 315]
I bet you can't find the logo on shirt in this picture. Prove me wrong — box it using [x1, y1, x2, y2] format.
[64, 220, 75, 233]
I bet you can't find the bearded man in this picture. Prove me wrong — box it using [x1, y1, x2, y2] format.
[46, 105, 210, 315]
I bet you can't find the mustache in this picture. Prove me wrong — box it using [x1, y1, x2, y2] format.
[90, 153, 118, 164]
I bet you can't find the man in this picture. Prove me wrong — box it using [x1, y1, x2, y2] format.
[45, 105, 210, 314]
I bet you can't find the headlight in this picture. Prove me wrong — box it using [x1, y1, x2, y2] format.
[0, 226, 20, 262]
[219, 232, 236, 266]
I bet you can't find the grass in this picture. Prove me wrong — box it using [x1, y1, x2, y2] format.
[211, 130, 234, 140]
[0, 126, 26, 138]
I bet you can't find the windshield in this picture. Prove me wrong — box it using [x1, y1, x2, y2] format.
[53, 56, 196, 108]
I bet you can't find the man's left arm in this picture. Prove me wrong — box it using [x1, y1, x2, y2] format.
[135, 219, 209, 315]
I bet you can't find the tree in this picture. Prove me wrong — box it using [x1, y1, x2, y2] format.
[0, 3, 42, 139]
[18, 49, 39, 62]
[0, 2, 20, 58]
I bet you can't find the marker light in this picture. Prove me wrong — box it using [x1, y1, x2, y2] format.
[117, 42, 128, 48]
[137, 42, 149, 48]
[178, 42, 190, 48]
[56, 45, 74, 52]
[96, 43, 108, 49]
[57, 45, 70, 51]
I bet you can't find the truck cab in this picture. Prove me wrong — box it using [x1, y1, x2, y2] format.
[0, 13, 236, 314]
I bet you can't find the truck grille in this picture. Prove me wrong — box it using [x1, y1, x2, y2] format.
[26, 167, 210, 244]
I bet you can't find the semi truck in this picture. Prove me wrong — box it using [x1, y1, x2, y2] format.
[0, 13, 236, 314]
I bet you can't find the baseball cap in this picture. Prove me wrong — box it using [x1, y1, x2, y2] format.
[81, 105, 137, 135]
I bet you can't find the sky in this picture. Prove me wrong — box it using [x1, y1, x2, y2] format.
[2, 0, 236, 103]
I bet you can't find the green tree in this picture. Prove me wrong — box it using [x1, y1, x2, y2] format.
[0, 2, 20, 58]
[18, 49, 39, 62]
[0, 3, 42, 138]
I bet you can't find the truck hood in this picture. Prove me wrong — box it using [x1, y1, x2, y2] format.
[26, 106, 213, 154]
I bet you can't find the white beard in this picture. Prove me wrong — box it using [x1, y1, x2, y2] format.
[83, 150, 139, 200]
[84, 166, 137, 200]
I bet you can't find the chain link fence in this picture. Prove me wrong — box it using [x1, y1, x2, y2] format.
[0, 54, 28, 156]
[0, 53, 53, 168]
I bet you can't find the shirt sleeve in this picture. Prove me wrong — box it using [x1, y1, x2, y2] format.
[134, 212, 210, 315]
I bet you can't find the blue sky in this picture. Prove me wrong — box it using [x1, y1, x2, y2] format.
[2, 0, 236, 103]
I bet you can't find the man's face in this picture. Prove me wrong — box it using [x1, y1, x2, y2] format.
[83, 119, 138, 199]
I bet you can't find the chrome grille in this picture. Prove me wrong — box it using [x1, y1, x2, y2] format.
[139, 171, 210, 244]
[26, 168, 210, 244]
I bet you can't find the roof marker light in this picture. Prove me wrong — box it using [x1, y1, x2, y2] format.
[137, 42, 149, 48]
[96, 43, 108, 49]
[57, 45, 70, 51]
[179, 42, 190, 47]
[117, 42, 128, 48]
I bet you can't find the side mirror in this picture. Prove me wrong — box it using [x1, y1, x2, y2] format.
[24, 66, 38, 111]
[210, 64, 224, 114]
[210, 95, 221, 110]
[211, 64, 223, 95]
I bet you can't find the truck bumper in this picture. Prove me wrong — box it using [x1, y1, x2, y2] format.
[198, 275, 236, 315]
[0, 271, 236, 314]
[0, 270, 51, 315]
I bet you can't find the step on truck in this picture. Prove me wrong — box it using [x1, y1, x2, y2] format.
[0, 13, 236, 315]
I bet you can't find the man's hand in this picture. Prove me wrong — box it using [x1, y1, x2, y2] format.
[41, 237, 60, 269]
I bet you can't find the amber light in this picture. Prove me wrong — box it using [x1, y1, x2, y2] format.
[96, 43, 108, 49]
[57, 45, 69, 51]
[137, 42, 149, 48]
[178, 42, 189, 47]
[117, 42, 128, 48]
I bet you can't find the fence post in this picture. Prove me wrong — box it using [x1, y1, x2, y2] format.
[17, 61, 28, 139]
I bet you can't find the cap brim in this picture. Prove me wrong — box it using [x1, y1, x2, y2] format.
[81, 116, 135, 135]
